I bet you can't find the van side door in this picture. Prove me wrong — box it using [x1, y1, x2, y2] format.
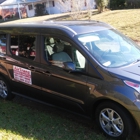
[6, 34, 43, 99]
[40, 35, 90, 113]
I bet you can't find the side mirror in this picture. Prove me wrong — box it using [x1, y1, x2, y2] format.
[63, 62, 75, 72]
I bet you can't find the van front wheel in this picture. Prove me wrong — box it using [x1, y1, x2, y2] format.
[95, 102, 134, 139]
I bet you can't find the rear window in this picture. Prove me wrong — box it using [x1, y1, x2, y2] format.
[10, 35, 36, 60]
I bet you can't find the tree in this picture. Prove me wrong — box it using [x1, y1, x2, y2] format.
[56, 0, 94, 20]
[110, 0, 126, 9]
[56, 0, 83, 19]
[126, 0, 140, 8]
[109, 0, 140, 9]
[96, 0, 109, 12]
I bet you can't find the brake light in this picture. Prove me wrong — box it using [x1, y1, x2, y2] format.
[124, 80, 140, 92]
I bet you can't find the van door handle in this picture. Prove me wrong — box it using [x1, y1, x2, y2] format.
[42, 70, 51, 76]
[28, 66, 51, 76]
[28, 66, 35, 70]
[28, 66, 41, 72]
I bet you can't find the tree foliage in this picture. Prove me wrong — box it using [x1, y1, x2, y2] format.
[110, 0, 140, 9]
[56, 0, 94, 20]
[127, 0, 140, 8]
[96, 0, 109, 13]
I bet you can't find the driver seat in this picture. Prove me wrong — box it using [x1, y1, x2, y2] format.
[51, 42, 72, 62]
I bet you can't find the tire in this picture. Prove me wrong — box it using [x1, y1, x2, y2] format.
[95, 102, 134, 139]
[0, 76, 13, 100]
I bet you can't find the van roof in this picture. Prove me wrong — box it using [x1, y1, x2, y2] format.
[0, 20, 112, 36]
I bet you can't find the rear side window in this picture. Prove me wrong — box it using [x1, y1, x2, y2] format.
[0, 34, 6, 54]
[10, 35, 36, 60]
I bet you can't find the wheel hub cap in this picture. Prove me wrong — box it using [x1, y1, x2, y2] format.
[99, 108, 124, 137]
[0, 80, 8, 98]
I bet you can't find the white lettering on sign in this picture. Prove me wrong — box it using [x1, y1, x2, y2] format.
[13, 65, 32, 85]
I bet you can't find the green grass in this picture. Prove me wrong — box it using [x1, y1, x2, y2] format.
[88, 9, 140, 41]
[0, 97, 139, 140]
[0, 98, 108, 140]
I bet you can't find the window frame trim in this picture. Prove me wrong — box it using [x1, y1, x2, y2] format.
[41, 34, 88, 73]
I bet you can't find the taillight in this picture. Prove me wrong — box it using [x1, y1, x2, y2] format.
[124, 80, 140, 93]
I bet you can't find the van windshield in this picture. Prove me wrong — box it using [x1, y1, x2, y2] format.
[78, 29, 140, 68]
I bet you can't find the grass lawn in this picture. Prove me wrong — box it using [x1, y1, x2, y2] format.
[0, 96, 139, 140]
[88, 9, 140, 42]
[0, 97, 107, 140]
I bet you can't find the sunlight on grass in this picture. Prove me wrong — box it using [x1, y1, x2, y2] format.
[90, 9, 140, 41]
[0, 129, 33, 140]
[0, 99, 107, 140]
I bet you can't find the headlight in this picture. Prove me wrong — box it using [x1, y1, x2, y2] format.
[124, 80, 140, 100]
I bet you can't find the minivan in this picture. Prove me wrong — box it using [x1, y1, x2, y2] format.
[0, 20, 140, 139]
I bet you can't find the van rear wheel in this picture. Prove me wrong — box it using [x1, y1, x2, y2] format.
[0, 77, 13, 100]
[95, 102, 134, 139]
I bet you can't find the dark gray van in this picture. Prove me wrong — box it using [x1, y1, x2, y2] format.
[0, 21, 140, 139]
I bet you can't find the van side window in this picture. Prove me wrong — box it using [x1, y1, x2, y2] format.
[0, 34, 6, 54]
[10, 35, 36, 60]
[44, 36, 86, 70]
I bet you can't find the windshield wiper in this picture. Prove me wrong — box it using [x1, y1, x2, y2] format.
[133, 59, 140, 64]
